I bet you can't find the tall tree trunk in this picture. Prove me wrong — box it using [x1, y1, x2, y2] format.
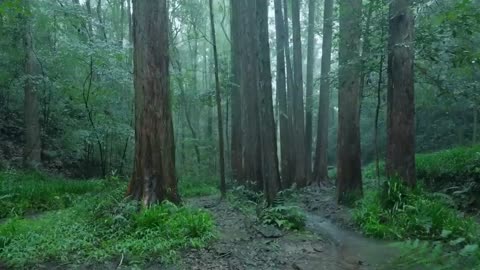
[239, 0, 263, 190]
[128, 0, 179, 205]
[230, 0, 244, 182]
[283, 0, 296, 187]
[313, 0, 334, 184]
[386, 0, 416, 187]
[337, 0, 363, 204]
[96, 0, 107, 41]
[291, 0, 307, 187]
[257, 0, 281, 204]
[274, 0, 289, 186]
[359, 0, 375, 113]
[305, 0, 316, 182]
[23, 0, 41, 169]
[209, 0, 227, 198]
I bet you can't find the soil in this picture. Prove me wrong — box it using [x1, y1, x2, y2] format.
[175, 186, 398, 270]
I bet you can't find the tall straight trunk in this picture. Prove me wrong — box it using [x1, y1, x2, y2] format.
[305, 0, 316, 181]
[386, 0, 416, 187]
[313, 0, 334, 184]
[23, 0, 41, 169]
[257, 0, 281, 204]
[128, 0, 179, 205]
[230, 0, 244, 182]
[291, 0, 307, 187]
[359, 0, 375, 113]
[96, 0, 107, 41]
[283, 0, 296, 187]
[127, 0, 132, 44]
[209, 0, 227, 198]
[337, 0, 363, 204]
[240, 0, 262, 189]
[274, 0, 289, 186]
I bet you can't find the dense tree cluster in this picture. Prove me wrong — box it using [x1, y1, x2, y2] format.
[0, 0, 479, 204]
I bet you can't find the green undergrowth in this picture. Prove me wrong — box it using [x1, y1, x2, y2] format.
[178, 177, 218, 198]
[363, 145, 480, 210]
[228, 185, 306, 231]
[0, 185, 216, 268]
[0, 170, 106, 218]
[355, 180, 480, 269]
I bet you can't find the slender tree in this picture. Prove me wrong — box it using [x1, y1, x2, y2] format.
[23, 0, 41, 169]
[313, 0, 334, 184]
[230, 0, 243, 182]
[305, 0, 316, 181]
[257, 0, 281, 203]
[209, 0, 227, 198]
[337, 0, 363, 204]
[274, 0, 289, 185]
[386, 0, 416, 187]
[291, 0, 307, 187]
[127, 0, 179, 205]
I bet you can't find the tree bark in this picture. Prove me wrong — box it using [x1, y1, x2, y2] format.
[283, 0, 296, 187]
[386, 0, 416, 187]
[23, 0, 42, 169]
[257, 0, 281, 204]
[239, 0, 263, 190]
[305, 0, 316, 182]
[230, 0, 244, 182]
[128, 0, 179, 205]
[209, 0, 227, 198]
[274, 0, 289, 186]
[337, 0, 363, 204]
[291, 0, 307, 187]
[313, 0, 334, 184]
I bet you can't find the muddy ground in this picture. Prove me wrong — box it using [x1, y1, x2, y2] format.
[176, 186, 397, 270]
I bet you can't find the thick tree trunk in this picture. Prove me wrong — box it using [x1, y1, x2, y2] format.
[239, 0, 263, 190]
[209, 0, 227, 198]
[274, 0, 289, 186]
[230, 0, 244, 182]
[128, 0, 179, 205]
[257, 0, 281, 204]
[313, 0, 334, 184]
[386, 0, 416, 187]
[23, 0, 41, 169]
[291, 0, 307, 187]
[337, 0, 363, 204]
[305, 0, 316, 182]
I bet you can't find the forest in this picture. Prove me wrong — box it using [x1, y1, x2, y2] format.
[0, 0, 480, 269]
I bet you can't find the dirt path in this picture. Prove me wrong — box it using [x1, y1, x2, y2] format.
[176, 191, 394, 270]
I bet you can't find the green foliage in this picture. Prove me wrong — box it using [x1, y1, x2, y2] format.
[354, 180, 479, 242]
[0, 184, 216, 268]
[387, 240, 480, 270]
[416, 145, 480, 187]
[178, 173, 218, 198]
[0, 170, 106, 218]
[258, 205, 306, 231]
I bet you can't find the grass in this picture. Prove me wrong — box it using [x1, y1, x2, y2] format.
[0, 185, 216, 268]
[354, 179, 480, 269]
[0, 170, 218, 268]
[0, 170, 106, 218]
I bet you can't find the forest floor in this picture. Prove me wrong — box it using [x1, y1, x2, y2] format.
[175, 186, 398, 270]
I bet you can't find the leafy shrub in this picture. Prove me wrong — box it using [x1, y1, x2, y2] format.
[388, 240, 480, 270]
[259, 205, 306, 231]
[0, 185, 216, 268]
[0, 170, 106, 218]
[354, 180, 479, 242]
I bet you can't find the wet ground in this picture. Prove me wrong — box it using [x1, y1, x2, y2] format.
[178, 186, 399, 270]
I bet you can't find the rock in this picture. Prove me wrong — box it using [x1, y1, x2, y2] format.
[255, 225, 283, 238]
